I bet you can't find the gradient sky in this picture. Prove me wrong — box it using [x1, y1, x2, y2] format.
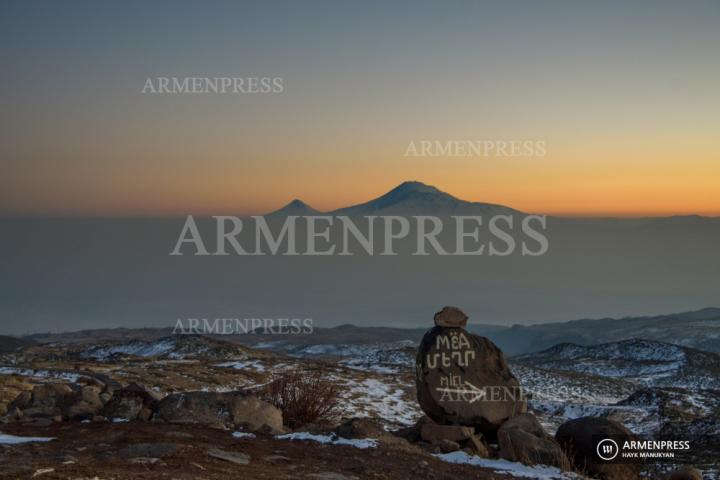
[2, 0, 719, 217]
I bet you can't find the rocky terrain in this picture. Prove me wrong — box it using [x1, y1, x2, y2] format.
[0, 325, 717, 479]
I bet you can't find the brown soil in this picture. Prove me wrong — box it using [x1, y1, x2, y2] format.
[0, 422, 516, 479]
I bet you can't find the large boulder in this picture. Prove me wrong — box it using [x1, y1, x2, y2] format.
[498, 413, 570, 469]
[66, 385, 104, 420]
[416, 307, 525, 437]
[555, 417, 641, 480]
[20, 383, 73, 418]
[100, 383, 159, 422]
[8, 383, 105, 421]
[155, 391, 283, 433]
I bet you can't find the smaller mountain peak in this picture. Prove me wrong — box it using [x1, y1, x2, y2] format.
[268, 198, 320, 216]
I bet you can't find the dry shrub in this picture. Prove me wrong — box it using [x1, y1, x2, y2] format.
[260, 368, 340, 429]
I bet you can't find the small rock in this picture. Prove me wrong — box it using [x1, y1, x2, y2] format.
[207, 448, 250, 465]
[433, 306, 469, 328]
[668, 467, 703, 480]
[100, 383, 158, 422]
[434, 438, 460, 453]
[26, 417, 53, 427]
[305, 473, 357, 480]
[420, 423, 474, 443]
[118, 443, 179, 458]
[138, 407, 153, 422]
[263, 454, 291, 464]
[129, 457, 165, 466]
[465, 433, 490, 458]
[31, 468, 55, 477]
[8, 407, 23, 420]
[336, 418, 385, 439]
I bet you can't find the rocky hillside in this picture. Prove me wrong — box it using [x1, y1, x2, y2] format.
[0, 335, 34, 354]
[513, 338, 720, 389]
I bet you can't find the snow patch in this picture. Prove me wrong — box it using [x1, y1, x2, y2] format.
[0, 367, 83, 383]
[436, 451, 578, 479]
[275, 432, 377, 449]
[214, 360, 266, 372]
[341, 378, 420, 426]
[0, 433, 55, 445]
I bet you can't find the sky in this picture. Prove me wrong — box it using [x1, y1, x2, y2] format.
[2, 0, 719, 217]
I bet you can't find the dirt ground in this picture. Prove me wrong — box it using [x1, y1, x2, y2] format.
[0, 422, 516, 480]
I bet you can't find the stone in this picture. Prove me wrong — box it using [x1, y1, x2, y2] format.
[156, 391, 283, 433]
[434, 438, 460, 453]
[555, 417, 641, 480]
[7, 391, 32, 412]
[497, 412, 570, 468]
[465, 433, 490, 458]
[207, 448, 250, 465]
[67, 387, 104, 420]
[7, 407, 23, 421]
[118, 443, 179, 459]
[27, 417, 53, 427]
[420, 423, 474, 443]
[263, 454, 291, 464]
[22, 384, 73, 418]
[128, 457, 165, 466]
[667, 467, 703, 480]
[305, 473, 356, 480]
[433, 306, 468, 328]
[500, 413, 546, 438]
[391, 416, 432, 443]
[336, 418, 385, 439]
[229, 394, 284, 433]
[499, 427, 569, 469]
[138, 407, 153, 422]
[100, 383, 158, 422]
[416, 319, 525, 437]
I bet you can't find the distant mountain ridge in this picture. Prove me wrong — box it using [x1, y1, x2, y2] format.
[513, 338, 720, 389]
[267, 180, 520, 216]
[20, 307, 720, 357]
[487, 307, 720, 355]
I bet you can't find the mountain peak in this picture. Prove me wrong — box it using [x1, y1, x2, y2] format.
[288, 199, 309, 208]
[391, 180, 440, 194]
[268, 198, 320, 216]
[329, 180, 517, 216]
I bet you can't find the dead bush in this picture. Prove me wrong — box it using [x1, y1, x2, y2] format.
[260, 368, 340, 429]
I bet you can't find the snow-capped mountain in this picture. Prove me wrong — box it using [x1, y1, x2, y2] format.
[265, 181, 520, 216]
[329, 181, 519, 216]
